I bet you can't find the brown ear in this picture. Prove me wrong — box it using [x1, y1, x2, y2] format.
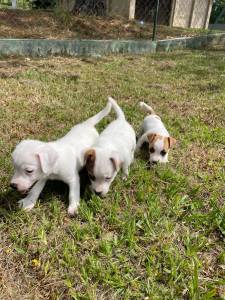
[84, 149, 96, 168]
[147, 133, 157, 144]
[168, 137, 177, 148]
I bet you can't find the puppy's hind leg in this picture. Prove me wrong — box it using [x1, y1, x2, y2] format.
[67, 173, 80, 216]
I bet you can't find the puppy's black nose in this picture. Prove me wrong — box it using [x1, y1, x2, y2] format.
[151, 161, 158, 165]
[10, 183, 17, 190]
[94, 191, 102, 196]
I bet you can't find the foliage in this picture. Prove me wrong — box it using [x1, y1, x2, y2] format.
[210, 0, 225, 23]
[31, 0, 56, 9]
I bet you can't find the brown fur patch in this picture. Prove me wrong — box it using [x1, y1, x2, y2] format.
[148, 134, 176, 152]
[147, 133, 159, 145]
[84, 149, 96, 175]
[163, 137, 170, 152]
[168, 137, 177, 148]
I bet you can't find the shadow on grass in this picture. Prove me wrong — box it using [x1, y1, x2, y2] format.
[0, 167, 91, 216]
[137, 141, 150, 163]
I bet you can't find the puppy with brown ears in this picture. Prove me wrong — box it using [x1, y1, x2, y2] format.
[136, 102, 176, 165]
[84, 97, 136, 197]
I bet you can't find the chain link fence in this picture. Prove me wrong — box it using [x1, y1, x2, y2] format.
[0, 0, 225, 40]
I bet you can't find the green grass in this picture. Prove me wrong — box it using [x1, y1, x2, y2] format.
[0, 49, 225, 299]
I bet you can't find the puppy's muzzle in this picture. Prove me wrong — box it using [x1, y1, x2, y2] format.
[27, 180, 38, 193]
[94, 191, 103, 197]
[10, 183, 18, 190]
[147, 160, 158, 168]
[11, 180, 38, 195]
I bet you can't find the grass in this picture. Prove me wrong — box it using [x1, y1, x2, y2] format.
[0, 8, 215, 40]
[0, 49, 225, 299]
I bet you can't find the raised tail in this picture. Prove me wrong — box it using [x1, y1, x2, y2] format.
[108, 96, 125, 120]
[139, 102, 155, 115]
[85, 100, 112, 126]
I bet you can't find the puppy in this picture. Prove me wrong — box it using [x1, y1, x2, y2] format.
[136, 102, 176, 165]
[10, 101, 112, 215]
[84, 97, 136, 197]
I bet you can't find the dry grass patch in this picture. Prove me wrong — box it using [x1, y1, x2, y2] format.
[0, 9, 214, 40]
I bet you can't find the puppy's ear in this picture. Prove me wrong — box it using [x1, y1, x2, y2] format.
[110, 152, 121, 172]
[84, 149, 96, 165]
[147, 133, 157, 144]
[168, 137, 177, 148]
[36, 145, 58, 175]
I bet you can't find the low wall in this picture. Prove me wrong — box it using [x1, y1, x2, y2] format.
[0, 33, 224, 57]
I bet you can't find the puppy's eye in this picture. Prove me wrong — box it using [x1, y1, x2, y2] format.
[160, 150, 167, 156]
[26, 169, 33, 174]
[89, 174, 96, 181]
[105, 176, 111, 182]
[149, 147, 155, 153]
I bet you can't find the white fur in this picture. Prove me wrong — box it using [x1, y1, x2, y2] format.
[136, 102, 173, 164]
[86, 97, 136, 196]
[11, 101, 112, 215]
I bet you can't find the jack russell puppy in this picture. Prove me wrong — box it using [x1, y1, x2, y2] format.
[136, 102, 176, 165]
[84, 97, 136, 197]
[10, 101, 112, 215]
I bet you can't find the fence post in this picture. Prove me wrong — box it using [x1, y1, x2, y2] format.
[12, 0, 17, 9]
[152, 0, 160, 41]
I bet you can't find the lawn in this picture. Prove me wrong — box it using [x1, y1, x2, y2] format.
[0, 9, 213, 40]
[0, 49, 224, 299]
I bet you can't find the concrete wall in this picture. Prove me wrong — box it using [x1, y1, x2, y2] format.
[58, 0, 75, 12]
[0, 33, 224, 57]
[171, 0, 213, 29]
[172, 0, 193, 28]
[107, 0, 136, 19]
[209, 24, 225, 31]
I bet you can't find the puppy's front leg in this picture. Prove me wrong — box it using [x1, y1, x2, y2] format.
[67, 174, 80, 216]
[18, 179, 47, 211]
[121, 160, 129, 180]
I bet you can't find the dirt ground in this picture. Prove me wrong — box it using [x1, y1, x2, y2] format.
[0, 9, 213, 40]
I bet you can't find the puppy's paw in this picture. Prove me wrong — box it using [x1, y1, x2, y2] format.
[18, 198, 35, 211]
[68, 204, 79, 216]
[122, 174, 128, 181]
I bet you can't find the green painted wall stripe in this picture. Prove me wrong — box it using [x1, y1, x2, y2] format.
[0, 33, 224, 57]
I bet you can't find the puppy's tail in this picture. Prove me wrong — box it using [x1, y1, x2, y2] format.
[108, 96, 125, 120]
[85, 100, 112, 126]
[139, 102, 155, 115]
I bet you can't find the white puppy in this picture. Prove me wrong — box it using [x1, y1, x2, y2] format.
[84, 97, 136, 197]
[10, 101, 112, 215]
[136, 102, 176, 165]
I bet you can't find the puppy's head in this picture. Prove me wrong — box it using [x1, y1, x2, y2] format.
[10, 140, 58, 194]
[84, 148, 120, 197]
[147, 133, 176, 165]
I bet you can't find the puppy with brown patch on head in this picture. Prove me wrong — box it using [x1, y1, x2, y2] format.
[136, 102, 176, 165]
[84, 97, 136, 197]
